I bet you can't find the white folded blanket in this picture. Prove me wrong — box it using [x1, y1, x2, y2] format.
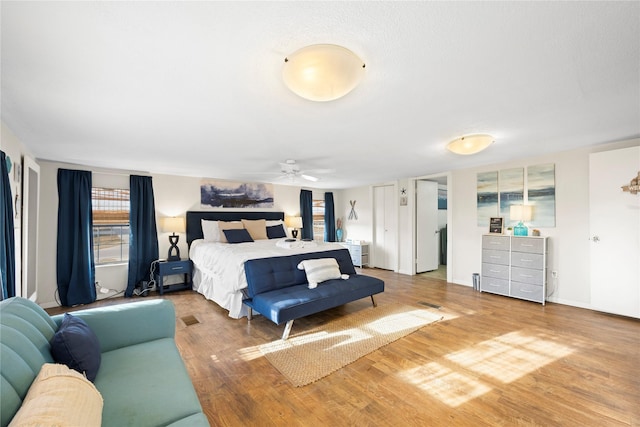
[276, 239, 318, 250]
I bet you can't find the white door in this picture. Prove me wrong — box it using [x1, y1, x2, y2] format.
[373, 185, 397, 270]
[589, 146, 640, 318]
[416, 180, 439, 272]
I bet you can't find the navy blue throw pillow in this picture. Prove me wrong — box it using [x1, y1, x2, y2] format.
[223, 228, 254, 243]
[267, 224, 287, 239]
[50, 313, 101, 382]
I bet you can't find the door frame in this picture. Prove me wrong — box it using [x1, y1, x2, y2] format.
[410, 172, 453, 281]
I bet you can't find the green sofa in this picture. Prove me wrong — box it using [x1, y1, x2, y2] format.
[1, 296, 209, 427]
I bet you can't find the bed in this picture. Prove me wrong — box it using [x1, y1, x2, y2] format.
[186, 211, 346, 318]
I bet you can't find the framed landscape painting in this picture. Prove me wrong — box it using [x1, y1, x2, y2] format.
[527, 163, 556, 227]
[201, 180, 274, 208]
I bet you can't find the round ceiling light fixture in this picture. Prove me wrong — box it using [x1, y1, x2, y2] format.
[282, 44, 365, 102]
[446, 134, 494, 155]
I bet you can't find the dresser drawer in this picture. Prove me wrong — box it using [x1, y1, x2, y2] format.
[481, 277, 509, 296]
[482, 263, 509, 280]
[511, 282, 544, 302]
[511, 237, 544, 254]
[350, 246, 362, 256]
[482, 235, 510, 251]
[483, 249, 510, 265]
[511, 266, 544, 285]
[511, 252, 544, 269]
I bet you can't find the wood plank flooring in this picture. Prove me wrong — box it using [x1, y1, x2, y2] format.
[47, 269, 640, 426]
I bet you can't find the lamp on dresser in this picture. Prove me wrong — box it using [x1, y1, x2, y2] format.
[162, 216, 185, 261]
[510, 205, 533, 236]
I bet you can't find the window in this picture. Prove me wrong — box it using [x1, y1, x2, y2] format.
[92, 187, 130, 265]
[312, 199, 325, 242]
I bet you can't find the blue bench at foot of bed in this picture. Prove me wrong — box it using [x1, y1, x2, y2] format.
[243, 248, 385, 339]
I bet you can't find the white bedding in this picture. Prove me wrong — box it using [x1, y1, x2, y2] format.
[189, 238, 345, 318]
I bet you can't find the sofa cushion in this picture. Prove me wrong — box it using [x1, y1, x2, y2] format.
[96, 338, 205, 427]
[244, 249, 357, 298]
[50, 313, 101, 382]
[248, 274, 385, 324]
[9, 363, 102, 427]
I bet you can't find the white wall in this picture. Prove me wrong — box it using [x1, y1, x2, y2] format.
[333, 138, 639, 311]
[448, 138, 639, 308]
[24, 134, 640, 312]
[36, 160, 306, 308]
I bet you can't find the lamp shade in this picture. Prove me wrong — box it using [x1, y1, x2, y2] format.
[446, 134, 494, 155]
[510, 205, 533, 222]
[286, 216, 303, 229]
[282, 44, 365, 102]
[162, 217, 185, 233]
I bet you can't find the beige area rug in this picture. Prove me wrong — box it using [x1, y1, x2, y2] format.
[258, 303, 443, 387]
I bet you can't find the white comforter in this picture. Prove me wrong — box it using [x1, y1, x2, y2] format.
[189, 239, 345, 318]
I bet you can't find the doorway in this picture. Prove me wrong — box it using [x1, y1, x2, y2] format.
[415, 175, 449, 281]
[589, 146, 640, 318]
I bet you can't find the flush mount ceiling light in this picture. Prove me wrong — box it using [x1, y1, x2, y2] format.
[446, 134, 494, 155]
[282, 44, 365, 102]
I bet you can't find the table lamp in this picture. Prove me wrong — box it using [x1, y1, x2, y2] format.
[510, 205, 533, 236]
[162, 217, 186, 261]
[286, 216, 303, 239]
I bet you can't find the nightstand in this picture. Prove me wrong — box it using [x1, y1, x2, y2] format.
[154, 259, 193, 295]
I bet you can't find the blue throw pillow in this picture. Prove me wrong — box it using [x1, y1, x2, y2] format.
[223, 228, 254, 243]
[267, 224, 287, 239]
[50, 313, 101, 382]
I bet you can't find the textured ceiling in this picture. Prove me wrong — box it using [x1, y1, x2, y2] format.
[2, 1, 639, 189]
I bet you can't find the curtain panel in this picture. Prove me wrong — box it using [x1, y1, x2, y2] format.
[324, 192, 336, 242]
[56, 169, 96, 306]
[126, 175, 159, 297]
[300, 189, 314, 240]
[1, 151, 16, 300]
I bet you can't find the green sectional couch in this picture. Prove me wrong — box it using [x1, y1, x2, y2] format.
[1, 296, 209, 427]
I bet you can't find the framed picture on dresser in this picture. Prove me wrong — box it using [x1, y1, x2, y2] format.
[489, 217, 504, 234]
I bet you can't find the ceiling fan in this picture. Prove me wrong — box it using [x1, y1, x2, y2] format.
[277, 159, 332, 182]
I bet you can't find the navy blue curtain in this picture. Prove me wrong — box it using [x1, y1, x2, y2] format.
[1, 151, 16, 300]
[300, 189, 314, 240]
[56, 169, 96, 306]
[324, 192, 336, 242]
[126, 175, 158, 297]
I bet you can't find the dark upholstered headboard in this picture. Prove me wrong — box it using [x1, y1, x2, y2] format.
[186, 211, 285, 246]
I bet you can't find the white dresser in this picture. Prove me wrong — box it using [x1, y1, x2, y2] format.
[481, 234, 548, 304]
[340, 242, 370, 268]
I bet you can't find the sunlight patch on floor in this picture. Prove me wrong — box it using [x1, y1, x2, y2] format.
[398, 330, 575, 407]
[445, 331, 574, 383]
[366, 310, 441, 335]
[399, 363, 491, 407]
[236, 346, 263, 361]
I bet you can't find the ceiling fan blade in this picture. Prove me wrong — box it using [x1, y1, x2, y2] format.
[301, 174, 319, 182]
[304, 168, 335, 174]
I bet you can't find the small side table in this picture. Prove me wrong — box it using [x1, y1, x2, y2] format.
[154, 259, 193, 295]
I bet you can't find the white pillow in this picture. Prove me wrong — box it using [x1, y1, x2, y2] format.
[201, 220, 220, 242]
[9, 363, 103, 427]
[297, 258, 349, 289]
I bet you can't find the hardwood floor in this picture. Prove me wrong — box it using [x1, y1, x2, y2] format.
[47, 269, 640, 426]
